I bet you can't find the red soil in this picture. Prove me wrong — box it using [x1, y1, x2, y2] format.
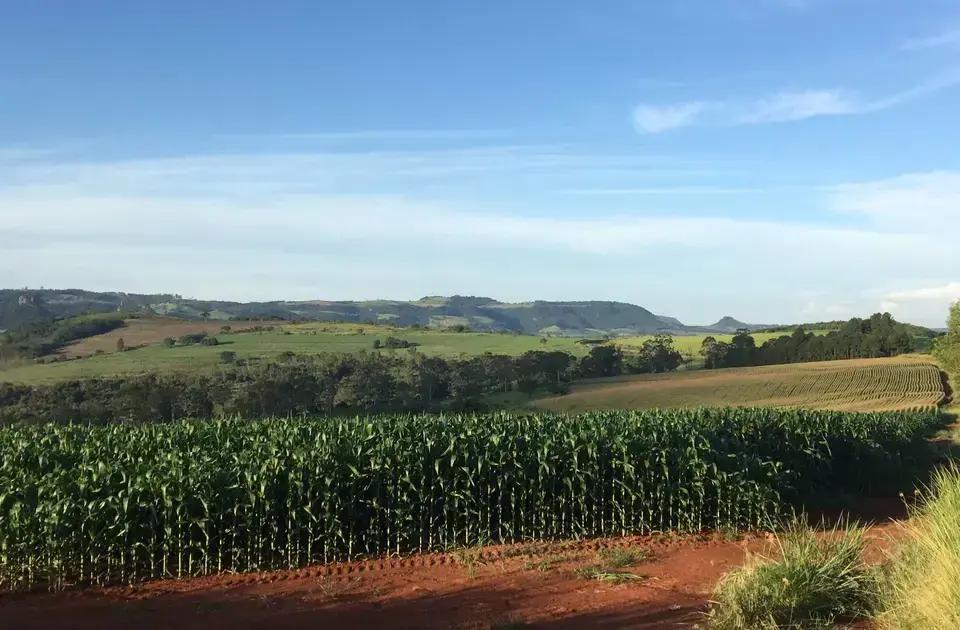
[0, 524, 905, 630]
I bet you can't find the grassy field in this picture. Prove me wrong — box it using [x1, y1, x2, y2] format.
[534, 356, 947, 413]
[0, 317, 817, 385]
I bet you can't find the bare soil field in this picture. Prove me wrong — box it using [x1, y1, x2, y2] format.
[535, 356, 947, 414]
[57, 318, 284, 358]
[0, 523, 904, 630]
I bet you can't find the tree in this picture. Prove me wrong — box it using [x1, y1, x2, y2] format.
[578, 345, 623, 378]
[700, 336, 729, 369]
[934, 302, 960, 378]
[372, 338, 382, 349]
[219, 351, 237, 364]
[631, 334, 683, 373]
[116, 337, 125, 352]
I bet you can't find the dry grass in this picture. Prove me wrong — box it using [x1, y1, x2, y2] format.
[535, 357, 946, 414]
[58, 318, 284, 358]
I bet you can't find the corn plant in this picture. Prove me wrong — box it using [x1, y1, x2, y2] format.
[0, 408, 939, 591]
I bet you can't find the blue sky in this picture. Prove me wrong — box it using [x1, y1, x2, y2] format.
[2, 1, 959, 326]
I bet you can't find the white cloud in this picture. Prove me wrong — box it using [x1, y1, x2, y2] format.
[634, 71, 960, 133]
[887, 283, 960, 302]
[881, 283, 960, 325]
[219, 128, 508, 142]
[632, 102, 710, 133]
[901, 28, 960, 51]
[739, 90, 858, 123]
[1, 152, 958, 326]
[829, 170, 960, 228]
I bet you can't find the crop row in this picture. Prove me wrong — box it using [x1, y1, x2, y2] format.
[0, 408, 940, 590]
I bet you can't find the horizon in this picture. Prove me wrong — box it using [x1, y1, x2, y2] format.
[2, 2, 959, 328]
[6, 285, 946, 330]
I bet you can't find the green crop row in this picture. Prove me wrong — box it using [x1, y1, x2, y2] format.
[0, 408, 940, 590]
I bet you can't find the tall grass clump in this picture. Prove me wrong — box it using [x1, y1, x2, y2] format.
[707, 521, 879, 629]
[875, 465, 960, 629]
[0, 408, 940, 591]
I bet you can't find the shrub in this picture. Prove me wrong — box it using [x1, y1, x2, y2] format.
[707, 520, 879, 629]
[875, 465, 960, 629]
[161, 337, 175, 348]
[177, 332, 208, 345]
[200, 336, 219, 346]
[219, 351, 237, 364]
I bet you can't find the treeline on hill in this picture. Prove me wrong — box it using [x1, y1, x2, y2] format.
[701, 313, 921, 369]
[0, 336, 683, 424]
[0, 314, 126, 360]
[934, 302, 959, 384]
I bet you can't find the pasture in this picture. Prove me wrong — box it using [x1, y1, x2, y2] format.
[0, 316, 814, 384]
[534, 356, 947, 413]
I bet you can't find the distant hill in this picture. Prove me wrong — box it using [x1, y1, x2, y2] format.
[1, 288, 773, 337]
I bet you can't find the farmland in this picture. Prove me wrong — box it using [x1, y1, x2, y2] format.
[0, 408, 938, 590]
[535, 356, 947, 414]
[0, 316, 815, 385]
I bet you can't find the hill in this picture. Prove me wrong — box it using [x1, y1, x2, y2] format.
[0, 289, 769, 337]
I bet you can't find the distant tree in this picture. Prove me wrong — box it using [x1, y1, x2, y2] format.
[577, 345, 623, 378]
[201, 336, 219, 346]
[219, 351, 237, 364]
[630, 334, 683, 374]
[161, 337, 175, 348]
[220, 325, 232, 334]
[517, 378, 538, 398]
[116, 337, 125, 352]
[372, 338, 382, 349]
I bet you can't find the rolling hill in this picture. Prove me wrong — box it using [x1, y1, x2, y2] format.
[1, 289, 770, 337]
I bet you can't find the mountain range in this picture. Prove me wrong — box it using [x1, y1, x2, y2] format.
[1, 289, 772, 337]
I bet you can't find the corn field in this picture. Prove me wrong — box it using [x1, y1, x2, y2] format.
[0, 408, 939, 591]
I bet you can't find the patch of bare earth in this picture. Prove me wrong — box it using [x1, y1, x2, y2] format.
[58, 318, 285, 358]
[0, 523, 907, 630]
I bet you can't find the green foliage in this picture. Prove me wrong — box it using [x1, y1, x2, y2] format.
[875, 465, 960, 629]
[933, 302, 960, 381]
[0, 313, 126, 359]
[708, 521, 880, 629]
[625, 334, 684, 373]
[0, 408, 939, 590]
[704, 314, 921, 370]
[176, 332, 208, 346]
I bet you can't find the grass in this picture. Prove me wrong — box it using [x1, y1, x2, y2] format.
[874, 465, 960, 629]
[707, 520, 880, 629]
[0, 321, 586, 384]
[0, 316, 825, 385]
[575, 546, 650, 584]
[535, 356, 946, 413]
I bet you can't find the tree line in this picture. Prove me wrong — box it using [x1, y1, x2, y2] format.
[701, 313, 920, 369]
[934, 302, 959, 384]
[0, 335, 684, 424]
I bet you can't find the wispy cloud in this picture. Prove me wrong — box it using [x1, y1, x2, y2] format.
[633, 71, 960, 133]
[632, 102, 710, 133]
[887, 283, 960, 302]
[901, 28, 960, 51]
[738, 89, 858, 123]
[219, 128, 509, 142]
[829, 170, 960, 229]
[1, 151, 957, 325]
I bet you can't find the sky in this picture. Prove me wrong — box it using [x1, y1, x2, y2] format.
[1, 1, 959, 327]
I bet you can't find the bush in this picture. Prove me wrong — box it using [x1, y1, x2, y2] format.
[201, 336, 219, 346]
[219, 351, 237, 364]
[708, 520, 879, 629]
[161, 337, 175, 348]
[177, 332, 208, 346]
[875, 465, 960, 628]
